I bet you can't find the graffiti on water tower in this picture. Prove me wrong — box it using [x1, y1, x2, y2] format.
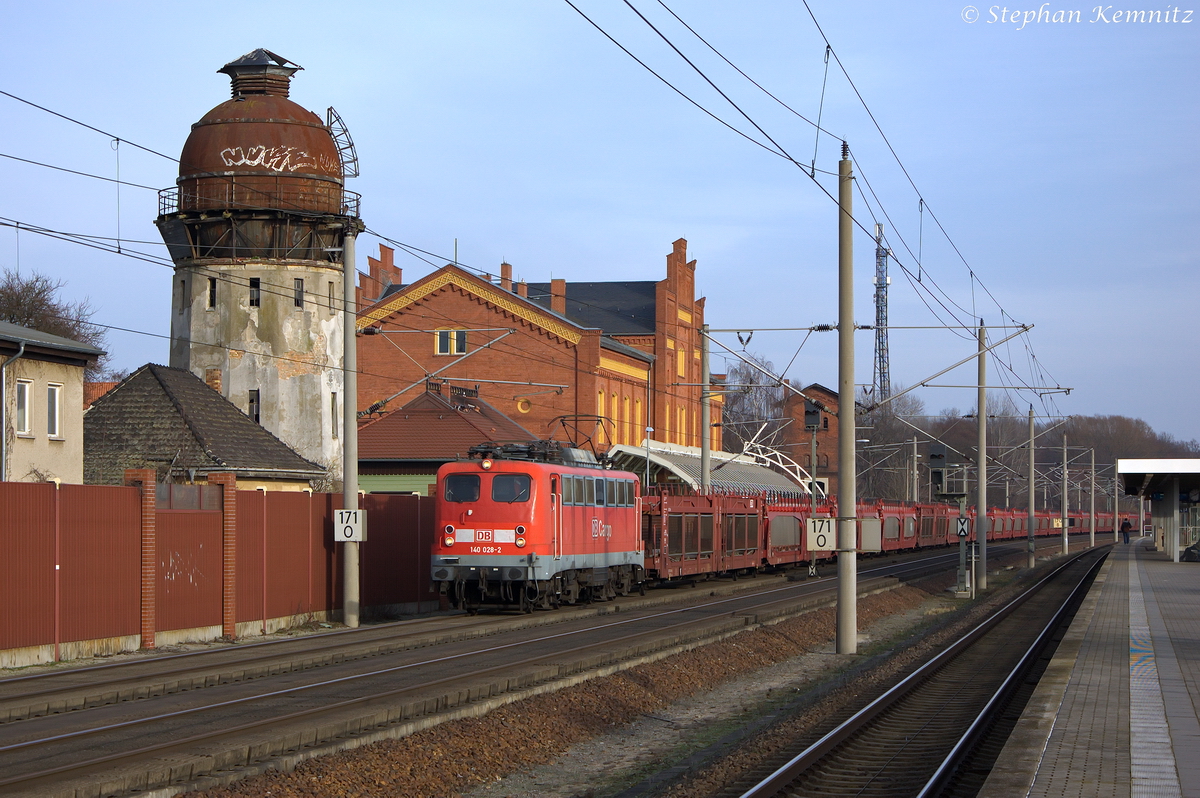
[220, 144, 317, 173]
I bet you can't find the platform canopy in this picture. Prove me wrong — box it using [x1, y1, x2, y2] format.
[608, 441, 808, 498]
[1117, 459, 1200, 499]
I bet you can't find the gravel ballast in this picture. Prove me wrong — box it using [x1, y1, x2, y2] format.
[183, 579, 954, 798]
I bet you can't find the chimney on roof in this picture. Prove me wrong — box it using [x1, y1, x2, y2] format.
[218, 48, 301, 98]
[516, 280, 528, 298]
[551, 278, 567, 316]
[205, 368, 223, 394]
[500, 262, 513, 291]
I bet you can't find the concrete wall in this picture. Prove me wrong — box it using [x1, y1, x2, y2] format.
[170, 261, 344, 477]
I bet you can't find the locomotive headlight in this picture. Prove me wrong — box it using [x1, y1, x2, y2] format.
[516, 525, 526, 536]
[443, 535, 455, 547]
[515, 537, 527, 548]
[482, 459, 493, 470]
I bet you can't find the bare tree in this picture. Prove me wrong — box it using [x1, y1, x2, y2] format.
[0, 267, 110, 378]
[856, 387, 926, 500]
[718, 355, 791, 455]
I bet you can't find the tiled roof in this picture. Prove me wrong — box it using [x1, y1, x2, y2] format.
[526, 281, 657, 335]
[84, 364, 323, 484]
[83, 381, 118, 409]
[358, 390, 535, 462]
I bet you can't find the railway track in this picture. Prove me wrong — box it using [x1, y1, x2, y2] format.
[732, 545, 1107, 798]
[0, 539, 1079, 797]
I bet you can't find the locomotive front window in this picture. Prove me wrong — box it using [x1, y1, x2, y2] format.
[492, 474, 532, 503]
[444, 474, 480, 502]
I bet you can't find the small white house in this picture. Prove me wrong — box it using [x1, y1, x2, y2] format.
[1, 321, 104, 484]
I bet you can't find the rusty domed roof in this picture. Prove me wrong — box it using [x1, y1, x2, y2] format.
[175, 50, 343, 215]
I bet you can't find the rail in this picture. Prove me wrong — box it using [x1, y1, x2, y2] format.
[739, 546, 1107, 798]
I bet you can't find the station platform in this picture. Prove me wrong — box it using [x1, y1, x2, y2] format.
[980, 538, 1200, 798]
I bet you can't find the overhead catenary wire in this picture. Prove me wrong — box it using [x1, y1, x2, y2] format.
[2, 30, 1059, 416]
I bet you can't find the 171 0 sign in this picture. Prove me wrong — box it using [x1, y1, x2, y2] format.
[336, 509, 367, 542]
[807, 517, 834, 551]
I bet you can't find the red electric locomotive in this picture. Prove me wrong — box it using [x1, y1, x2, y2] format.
[431, 442, 645, 611]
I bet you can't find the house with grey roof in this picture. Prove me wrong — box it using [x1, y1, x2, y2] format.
[84, 363, 325, 490]
[1, 321, 105, 484]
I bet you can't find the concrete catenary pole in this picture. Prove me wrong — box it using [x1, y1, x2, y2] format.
[342, 230, 360, 628]
[976, 321, 988, 591]
[836, 144, 858, 655]
[701, 323, 711, 493]
[1060, 432, 1068, 555]
[1113, 470, 1120, 543]
[912, 436, 919, 503]
[1089, 448, 1095, 547]
[1027, 405, 1036, 569]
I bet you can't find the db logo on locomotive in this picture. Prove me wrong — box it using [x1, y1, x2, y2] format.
[591, 518, 613, 539]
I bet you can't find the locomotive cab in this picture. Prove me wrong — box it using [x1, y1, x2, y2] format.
[431, 442, 645, 612]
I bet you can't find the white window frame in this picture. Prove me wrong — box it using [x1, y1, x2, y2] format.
[46, 383, 62, 439]
[435, 329, 467, 356]
[15, 379, 32, 435]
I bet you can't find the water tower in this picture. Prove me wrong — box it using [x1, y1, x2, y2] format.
[156, 49, 362, 478]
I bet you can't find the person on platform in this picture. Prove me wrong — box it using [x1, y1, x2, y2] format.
[1120, 518, 1132, 544]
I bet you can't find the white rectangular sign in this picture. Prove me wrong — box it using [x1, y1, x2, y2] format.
[336, 509, 367, 542]
[806, 517, 835, 551]
[860, 518, 882, 553]
[956, 517, 970, 537]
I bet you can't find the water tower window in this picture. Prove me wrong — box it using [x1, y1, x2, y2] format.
[248, 389, 261, 424]
[249, 278, 261, 308]
[294, 278, 304, 308]
[207, 277, 217, 309]
[328, 281, 336, 314]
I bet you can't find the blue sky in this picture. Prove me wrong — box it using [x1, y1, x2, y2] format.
[2, 1, 1196, 441]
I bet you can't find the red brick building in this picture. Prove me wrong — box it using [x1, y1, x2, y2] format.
[780, 383, 840, 496]
[355, 238, 721, 453]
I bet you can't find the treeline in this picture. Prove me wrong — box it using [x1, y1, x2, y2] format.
[857, 392, 1197, 510]
[716, 354, 1193, 512]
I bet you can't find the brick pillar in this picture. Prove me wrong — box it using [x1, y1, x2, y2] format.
[208, 472, 238, 639]
[125, 469, 157, 650]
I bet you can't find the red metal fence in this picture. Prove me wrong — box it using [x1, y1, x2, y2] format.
[0, 478, 436, 663]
